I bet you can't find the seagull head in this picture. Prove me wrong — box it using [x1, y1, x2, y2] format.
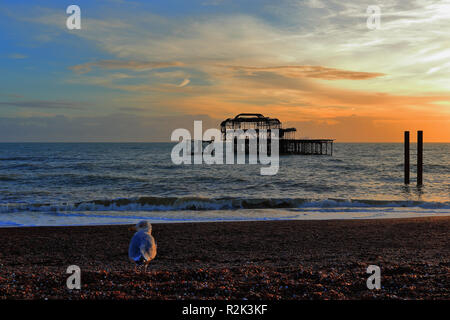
[135, 220, 152, 233]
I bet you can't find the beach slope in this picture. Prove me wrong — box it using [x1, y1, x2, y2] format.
[0, 217, 448, 299]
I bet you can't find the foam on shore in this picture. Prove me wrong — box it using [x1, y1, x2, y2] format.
[1, 197, 450, 227]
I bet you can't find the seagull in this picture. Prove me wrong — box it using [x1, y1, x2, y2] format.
[128, 221, 157, 273]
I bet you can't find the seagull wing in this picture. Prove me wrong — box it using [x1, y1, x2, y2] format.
[129, 232, 145, 263]
[140, 234, 157, 262]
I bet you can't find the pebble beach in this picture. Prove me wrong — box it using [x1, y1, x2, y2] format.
[0, 217, 448, 300]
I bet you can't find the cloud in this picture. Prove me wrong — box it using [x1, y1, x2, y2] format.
[0, 93, 24, 98]
[8, 53, 27, 59]
[0, 100, 85, 110]
[304, 0, 326, 9]
[224, 65, 385, 80]
[20, 2, 449, 94]
[202, 0, 224, 6]
[285, 114, 450, 142]
[177, 78, 191, 87]
[1, 109, 446, 142]
[118, 107, 147, 112]
[0, 114, 220, 142]
[69, 60, 184, 74]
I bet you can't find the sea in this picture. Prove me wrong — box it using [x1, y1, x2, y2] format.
[0, 142, 449, 227]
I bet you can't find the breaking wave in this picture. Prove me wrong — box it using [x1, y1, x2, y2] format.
[1, 196, 449, 214]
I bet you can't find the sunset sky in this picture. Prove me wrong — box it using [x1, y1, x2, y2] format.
[1, 0, 449, 142]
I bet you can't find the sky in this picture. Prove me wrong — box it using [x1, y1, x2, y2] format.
[0, 0, 449, 142]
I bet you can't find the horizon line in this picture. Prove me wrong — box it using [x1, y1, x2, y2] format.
[1, 141, 449, 144]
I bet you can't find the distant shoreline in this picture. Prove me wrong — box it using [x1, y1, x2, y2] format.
[1, 217, 448, 299]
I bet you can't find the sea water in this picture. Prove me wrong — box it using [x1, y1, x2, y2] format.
[0, 142, 448, 226]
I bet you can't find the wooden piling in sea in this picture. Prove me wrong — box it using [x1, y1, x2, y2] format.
[417, 130, 423, 186]
[404, 131, 410, 184]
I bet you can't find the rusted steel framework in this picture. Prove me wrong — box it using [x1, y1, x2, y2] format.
[219, 113, 333, 155]
[220, 113, 296, 140]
